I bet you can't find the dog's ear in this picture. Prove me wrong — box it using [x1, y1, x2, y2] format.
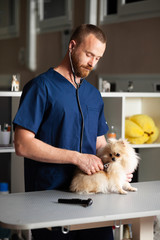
[107, 139, 112, 144]
[119, 138, 127, 147]
[107, 138, 116, 144]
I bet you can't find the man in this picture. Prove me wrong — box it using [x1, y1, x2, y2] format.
[13, 24, 123, 239]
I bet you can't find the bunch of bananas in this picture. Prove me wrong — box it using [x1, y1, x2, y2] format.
[125, 114, 159, 144]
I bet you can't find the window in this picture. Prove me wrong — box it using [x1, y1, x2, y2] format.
[100, 0, 160, 24]
[0, 0, 19, 39]
[125, 0, 146, 3]
[107, 0, 118, 15]
[37, 0, 72, 33]
[119, 0, 160, 16]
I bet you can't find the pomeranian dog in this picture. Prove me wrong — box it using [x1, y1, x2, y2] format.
[70, 138, 139, 194]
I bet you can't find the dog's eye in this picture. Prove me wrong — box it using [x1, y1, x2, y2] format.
[109, 153, 112, 157]
[116, 153, 120, 157]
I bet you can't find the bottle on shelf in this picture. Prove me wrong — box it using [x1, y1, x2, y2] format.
[107, 125, 117, 139]
[3, 124, 8, 132]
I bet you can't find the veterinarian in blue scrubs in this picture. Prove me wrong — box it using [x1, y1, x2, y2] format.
[13, 24, 114, 240]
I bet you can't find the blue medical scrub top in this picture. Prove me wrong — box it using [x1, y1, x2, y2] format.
[13, 68, 108, 191]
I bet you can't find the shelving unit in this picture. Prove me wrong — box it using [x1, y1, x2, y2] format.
[0, 91, 22, 153]
[1, 91, 160, 191]
[101, 92, 160, 181]
[0, 91, 23, 193]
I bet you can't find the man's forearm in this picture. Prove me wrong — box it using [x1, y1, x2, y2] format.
[14, 126, 104, 175]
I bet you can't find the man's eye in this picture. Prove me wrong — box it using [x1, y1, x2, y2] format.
[86, 52, 92, 57]
[116, 153, 120, 157]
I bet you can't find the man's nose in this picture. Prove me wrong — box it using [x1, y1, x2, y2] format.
[88, 57, 96, 68]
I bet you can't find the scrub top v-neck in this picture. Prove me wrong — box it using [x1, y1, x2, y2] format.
[13, 68, 108, 191]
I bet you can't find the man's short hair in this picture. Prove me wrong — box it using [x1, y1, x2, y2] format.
[70, 24, 107, 45]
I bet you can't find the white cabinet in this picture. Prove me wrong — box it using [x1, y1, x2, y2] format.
[0, 91, 24, 193]
[1, 91, 160, 192]
[0, 91, 21, 152]
[102, 92, 160, 181]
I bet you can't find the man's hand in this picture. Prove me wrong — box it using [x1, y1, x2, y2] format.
[75, 153, 104, 175]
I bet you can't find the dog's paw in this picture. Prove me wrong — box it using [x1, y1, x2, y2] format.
[128, 187, 137, 192]
[119, 189, 128, 195]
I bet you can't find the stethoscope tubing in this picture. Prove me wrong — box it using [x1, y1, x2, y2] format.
[69, 51, 84, 153]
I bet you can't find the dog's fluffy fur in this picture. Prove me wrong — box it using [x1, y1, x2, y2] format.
[70, 139, 139, 194]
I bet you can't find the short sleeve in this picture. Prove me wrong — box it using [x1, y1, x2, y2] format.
[13, 79, 47, 134]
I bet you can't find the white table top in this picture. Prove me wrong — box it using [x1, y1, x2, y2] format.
[0, 181, 160, 230]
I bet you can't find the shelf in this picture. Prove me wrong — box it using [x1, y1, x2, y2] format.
[0, 145, 15, 153]
[101, 92, 160, 98]
[0, 92, 21, 154]
[102, 92, 160, 147]
[0, 91, 22, 97]
[132, 143, 160, 148]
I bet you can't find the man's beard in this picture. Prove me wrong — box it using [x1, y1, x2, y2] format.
[71, 52, 93, 78]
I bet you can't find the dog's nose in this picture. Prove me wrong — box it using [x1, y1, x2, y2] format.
[112, 157, 115, 161]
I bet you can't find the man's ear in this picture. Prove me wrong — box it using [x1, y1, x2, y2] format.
[69, 40, 76, 53]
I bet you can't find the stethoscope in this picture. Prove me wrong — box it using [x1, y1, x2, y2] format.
[69, 50, 84, 153]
